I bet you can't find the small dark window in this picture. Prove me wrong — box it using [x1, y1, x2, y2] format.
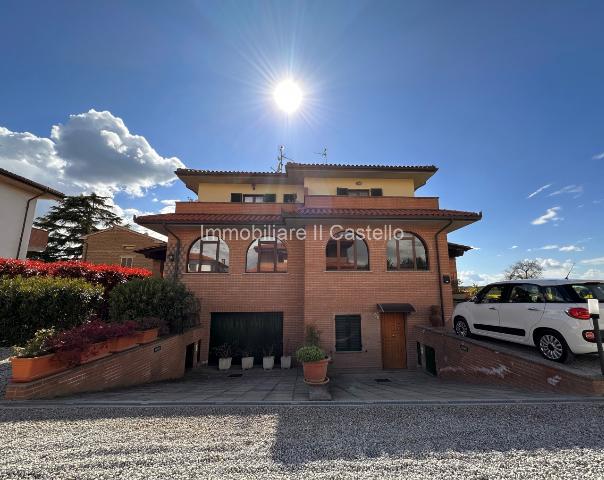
[336, 187, 349, 196]
[347, 189, 370, 197]
[243, 194, 275, 203]
[370, 188, 383, 197]
[283, 193, 297, 203]
[230, 193, 242, 203]
[263, 193, 276, 202]
[335, 315, 362, 352]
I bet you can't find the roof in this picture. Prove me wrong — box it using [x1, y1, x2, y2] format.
[0, 168, 64, 199]
[286, 162, 437, 172]
[283, 207, 482, 220]
[448, 242, 473, 258]
[135, 213, 284, 225]
[377, 303, 416, 313]
[177, 168, 286, 177]
[81, 225, 167, 243]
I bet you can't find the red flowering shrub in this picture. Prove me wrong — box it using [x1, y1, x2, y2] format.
[0, 258, 151, 296]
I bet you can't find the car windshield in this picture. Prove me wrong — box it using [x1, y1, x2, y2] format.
[570, 283, 604, 302]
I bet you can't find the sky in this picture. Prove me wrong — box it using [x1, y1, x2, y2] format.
[1, 0, 603, 283]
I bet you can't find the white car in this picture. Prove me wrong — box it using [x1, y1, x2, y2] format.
[452, 279, 604, 362]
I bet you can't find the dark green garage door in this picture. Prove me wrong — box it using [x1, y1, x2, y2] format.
[209, 312, 283, 365]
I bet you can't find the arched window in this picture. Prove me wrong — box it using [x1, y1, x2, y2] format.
[387, 232, 428, 271]
[187, 236, 229, 273]
[326, 230, 369, 271]
[246, 237, 287, 273]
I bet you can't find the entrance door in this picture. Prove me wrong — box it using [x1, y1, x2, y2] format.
[381, 312, 407, 369]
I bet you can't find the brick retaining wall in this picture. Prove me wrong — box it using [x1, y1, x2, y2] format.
[4, 327, 203, 400]
[415, 326, 604, 396]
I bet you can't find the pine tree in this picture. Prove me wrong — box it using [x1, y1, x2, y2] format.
[29, 194, 122, 261]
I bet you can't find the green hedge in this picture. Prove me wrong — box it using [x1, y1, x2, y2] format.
[108, 278, 199, 334]
[0, 276, 104, 346]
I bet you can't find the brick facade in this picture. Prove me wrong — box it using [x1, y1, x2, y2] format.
[82, 226, 165, 276]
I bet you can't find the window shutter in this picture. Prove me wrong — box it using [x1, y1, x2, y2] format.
[370, 188, 383, 197]
[336, 187, 349, 196]
[335, 315, 362, 351]
[263, 193, 277, 203]
[230, 193, 242, 203]
[283, 193, 297, 203]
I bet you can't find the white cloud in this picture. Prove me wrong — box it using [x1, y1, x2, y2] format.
[531, 207, 562, 225]
[593, 152, 604, 160]
[582, 269, 604, 279]
[0, 110, 184, 198]
[108, 199, 167, 241]
[158, 199, 178, 214]
[558, 245, 584, 252]
[540, 244, 559, 250]
[510, 245, 518, 249]
[548, 184, 583, 197]
[535, 257, 574, 278]
[581, 257, 604, 266]
[527, 183, 552, 199]
[458, 270, 504, 286]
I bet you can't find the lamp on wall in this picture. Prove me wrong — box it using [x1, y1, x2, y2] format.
[168, 253, 175, 262]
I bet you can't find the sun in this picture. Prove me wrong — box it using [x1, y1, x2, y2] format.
[273, 79, 302, 114]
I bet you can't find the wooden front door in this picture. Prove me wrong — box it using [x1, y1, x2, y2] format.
[380, 312, 407, 369]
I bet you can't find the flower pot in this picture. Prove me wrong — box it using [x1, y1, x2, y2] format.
[302, 358, 329, 384]
[80, 341, 112, 364]
[218, 357, 232, 371]
[241, 356, 254, 370]
[263, 356, 275, 370]
[108, 335, 139, 353]
[280, 355, 291, 369]
[134, 328, 159, 344]
[10, 353, 67, 383]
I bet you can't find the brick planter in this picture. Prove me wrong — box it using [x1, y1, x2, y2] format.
[10, 354, 67, 383]
[108, 335, 139, 353]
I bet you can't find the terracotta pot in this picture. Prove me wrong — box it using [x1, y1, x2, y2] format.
[10, 353, 67, 383]
[302, 358, 329, 383]
[241, 356, 254, 370]
[80, 341, 112, 364]
[134, 328, 159, 344]
[108, 335, 139, 353]
[218, 357, 232, 370]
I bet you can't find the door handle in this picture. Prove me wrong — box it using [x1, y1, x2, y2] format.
[488, 307, 497, 310]
[527, 307, 540, 311]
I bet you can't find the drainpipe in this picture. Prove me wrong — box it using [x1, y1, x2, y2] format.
[434, 219, 453, 326]
[17, 192, 44, 259]
[163, 223, 181, 282]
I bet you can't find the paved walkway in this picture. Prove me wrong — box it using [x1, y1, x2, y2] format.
[28, 366, 595, 405]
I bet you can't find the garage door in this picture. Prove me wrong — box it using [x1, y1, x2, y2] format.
[209, 312, 283, 365]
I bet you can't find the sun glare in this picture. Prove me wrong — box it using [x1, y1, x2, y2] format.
[274, 79, 302, 114]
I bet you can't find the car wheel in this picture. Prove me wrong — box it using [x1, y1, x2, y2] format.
[536, 330, 568, 363]
[454, 318, 470, 337]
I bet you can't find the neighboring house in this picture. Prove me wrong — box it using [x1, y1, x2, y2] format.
[0, 168, 64, 259]
[81, 226, 166, 277]
[135, 162, 481, 369]
[27, 227, 49, 254]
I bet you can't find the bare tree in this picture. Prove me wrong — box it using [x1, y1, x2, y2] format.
[504, 260, 544, 280]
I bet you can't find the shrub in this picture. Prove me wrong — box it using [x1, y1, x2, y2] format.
[304, 325, 321, 346]
[11, 328, 57, 358]
[108, 278, 199, 334]
[0, 258, 151, 296]
[0, 276, 104, 346]
[213, 343, 233, 359]
[295, 345, 326, 363]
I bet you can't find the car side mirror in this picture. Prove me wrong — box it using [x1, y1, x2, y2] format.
[471, 296, 479, 303]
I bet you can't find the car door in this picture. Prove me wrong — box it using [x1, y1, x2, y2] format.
[497, 283, 545, 344]
[468, 284, 505, 337]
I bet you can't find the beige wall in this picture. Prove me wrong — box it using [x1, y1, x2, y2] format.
[303, 177, 415, 196]
[0, 181, 39, 259]
[197, 183, 304, 202]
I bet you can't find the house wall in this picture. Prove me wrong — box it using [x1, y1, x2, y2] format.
[0, 181, 39, 259]
[83, 228, 163, 271]
[163, 222, 453, 369]
[304, 177, 415, 197]
[197, 183, 305, 202]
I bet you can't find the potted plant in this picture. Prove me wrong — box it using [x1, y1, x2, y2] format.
[106, 321, 139, 352]
[280, 340, 291, 369]
[133, 317, 161, 344]
[240, 348, 254, 370]
[50, 322, 112, 366]
[10, 328, 67, 382]
[296, 345, 329, 384]
[214, 343, 233, 371]
[263, 345, 274, 370]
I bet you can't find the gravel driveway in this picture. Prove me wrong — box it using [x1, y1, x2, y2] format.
[1, 403, 603, 479]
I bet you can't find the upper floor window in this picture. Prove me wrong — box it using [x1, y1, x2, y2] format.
[336, 187, 383, 197]
[246, 237, 287, 273]
[326, 231, 369, 271]
[283, 193, 297, 203]
[230, 193, 276, 203]
[120, 256, 133, 268]
[386, 232, 428, 271]
[187, 236, 229, 273]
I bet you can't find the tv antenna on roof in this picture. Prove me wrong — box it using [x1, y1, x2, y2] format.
[565, 263, 575, 280]
[314, 147, 328, 164]
[273, 145, 292, 173]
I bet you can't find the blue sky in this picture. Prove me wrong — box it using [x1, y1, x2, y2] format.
[1, 0, 603, 282]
